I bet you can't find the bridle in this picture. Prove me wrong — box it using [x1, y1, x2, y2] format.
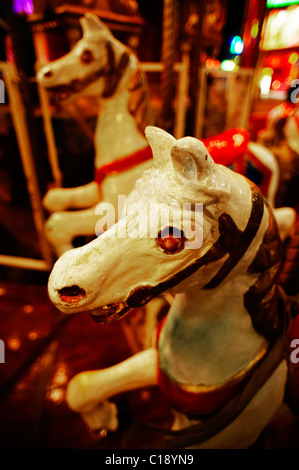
[45, 41, 130, 103]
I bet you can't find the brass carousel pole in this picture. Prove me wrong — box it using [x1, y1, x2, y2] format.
[2, 0, 53, 268]
[159, 0, 178, 133]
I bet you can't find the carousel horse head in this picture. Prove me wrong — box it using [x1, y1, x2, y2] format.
[48, 126, 283, 342]
[37, 13, 146, 109]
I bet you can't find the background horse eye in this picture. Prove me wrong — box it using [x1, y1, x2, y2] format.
[80, 49, 95, 64]
[156, 227, 187, 254]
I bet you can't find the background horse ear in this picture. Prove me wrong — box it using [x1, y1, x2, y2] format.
[170, 137, 215, 181]
[80, 13, 112, 41]
[145, 126, 176, 171]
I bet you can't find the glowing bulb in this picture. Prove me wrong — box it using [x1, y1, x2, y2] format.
[289, 52, 299, 64]
[250, 20, 259, 39]
[221, 60, 237, 72]
[230, 36, 244, 55]
[260, 74, 272, 96]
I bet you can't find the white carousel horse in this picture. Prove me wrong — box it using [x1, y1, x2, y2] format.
[48, 126, 294, 449]
[37, 13, 152, 256]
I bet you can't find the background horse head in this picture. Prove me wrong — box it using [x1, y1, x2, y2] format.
[37, 13, 149, 135]
[47, 126, 289, 447]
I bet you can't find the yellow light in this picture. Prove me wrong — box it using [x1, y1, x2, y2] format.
[289, 52, 299, 64]
[250, 20, 259, 39]
[48, 388, 64, 404]
[261, 67, 274, 77]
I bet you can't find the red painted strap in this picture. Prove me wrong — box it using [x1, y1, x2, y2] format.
[157, 366, 249, 418]
[155, 316, 252, 418]
[95, 146, 153, 186]
[203, 128, 250, 167]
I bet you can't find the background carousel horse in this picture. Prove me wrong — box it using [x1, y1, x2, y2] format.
[257, 85, 299, 208]
[37, 13, 153, 256]
[48, 126, 297, 449]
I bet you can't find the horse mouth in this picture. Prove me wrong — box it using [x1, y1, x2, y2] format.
[90, 285, 155, 324]
[46, 84, 74, 104]
[90, 302, 130, 324]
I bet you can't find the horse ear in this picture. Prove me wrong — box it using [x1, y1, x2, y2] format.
[170, 137, 215, 181]
[145, 126, 176, 171]
[170, 137, 231, 200]
[80, 13, 111, 40]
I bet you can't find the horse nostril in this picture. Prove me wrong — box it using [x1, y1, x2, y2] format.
[58, 285, 86, 305]
[44, 70, 53, 78]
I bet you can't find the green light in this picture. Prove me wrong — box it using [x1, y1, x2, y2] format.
[267, 0, 299, 8]
[221, 60, 237, 72]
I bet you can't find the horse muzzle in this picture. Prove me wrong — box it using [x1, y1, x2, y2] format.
[57, 285, 87, 305]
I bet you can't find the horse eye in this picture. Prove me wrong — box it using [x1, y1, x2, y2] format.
[80, 49, 94, 64]
[155, 227, 186, 254]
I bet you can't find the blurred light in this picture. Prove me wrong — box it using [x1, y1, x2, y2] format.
[7, 336, 21, 351]
[233, 134, 245, 147]
[23, 304, 33, 314]
[205, 58, 221, 69]
[221, 60, 238, 72]
[12, 0, 33, 15]
[272, 79, 281, 89]
[28, 331, 38, 341]
[267, 0, 299, 8]
[230, 36, 244, 55]
[53, 365, 68, 385]
[0, 287, 6, 296]
[261, 67, 274, 77]
[270, 56, 281, 68]
[260, 74, 272, 96]
[48, 388, 64, 404]
[250, 20, 259, 39]
[23, 0, 34, 14]
[289, 52, 299, 64]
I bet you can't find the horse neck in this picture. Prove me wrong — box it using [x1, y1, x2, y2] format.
[163, 177, 270, 348]
[158, 194, 273, 387]
[93, 60, 148, 167]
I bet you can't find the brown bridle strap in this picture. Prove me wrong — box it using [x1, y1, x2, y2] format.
[46, 41, 130, 100]
[126, 184, 264, 308]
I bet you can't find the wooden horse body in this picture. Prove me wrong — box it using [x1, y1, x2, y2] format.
[37, 13, 152, 255]
[48, 126, 291, 448]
